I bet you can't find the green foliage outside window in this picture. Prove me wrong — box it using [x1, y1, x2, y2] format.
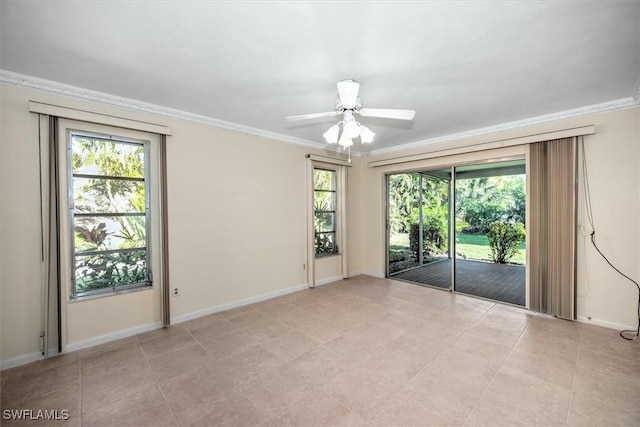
[314, 168, 338, 256]
[71, 135, 150, 294]
[486, 220, 526, 264]
[408, 206, 449, 260]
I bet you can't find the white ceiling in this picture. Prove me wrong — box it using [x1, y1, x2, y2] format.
[1, 1, 639, 153]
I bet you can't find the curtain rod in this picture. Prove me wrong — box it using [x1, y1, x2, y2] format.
[306, 154, 352, 167]
[29, 101, 172, 136]
[368, 125, 595, 168]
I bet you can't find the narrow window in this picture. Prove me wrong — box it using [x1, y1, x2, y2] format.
[314, 167, 338, 256]
[69, 132, 151, 297]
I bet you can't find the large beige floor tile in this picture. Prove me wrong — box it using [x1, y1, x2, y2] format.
[82, 384, 174, 427]
[184, 314, 237, 342]
[567, 390, 640, 427]
[289, 345, 358, 385]
[427, 347, 501, 390]
[5, 277, 639, 427]
[80, 341, 147, 377]
[297, 317, 346, 343]
[147, 344, 211, 381]
[573, 366, 640, 413]
[486, 366, 571, 425]
[218, 345, 286, 384]
[367, 388, 467, 427]
[322, 367, 402, 418]
[466, 389, 563, 427]
[514, 328, 580, 361]
[199, 330, 260, 361]
[261, 330, 318, 361]
[268, 387, 363, 427]
[81, 362, 155, 413]
[404, 367, 485, 417]
[2, 363, 80, 409]
[139, 328, 197, 360]
[243, 319, 295, 343]
[383, 335, 445, 364]
[1, 384, 81, 427]
[502, 347, 576, 390]
[240, 365, 314, 417]
[159, 363, 236, 414]
[175, 389, 267, 427]
[357, 346, 428, 386]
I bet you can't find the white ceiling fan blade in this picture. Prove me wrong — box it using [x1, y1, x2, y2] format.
[337, 79, 360, 109]
[358, 108, 415, 120]
[286, 111, 339, 121]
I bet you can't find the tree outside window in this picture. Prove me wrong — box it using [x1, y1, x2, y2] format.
[314, 168, 338, 256]
[70, 133, 151, 297]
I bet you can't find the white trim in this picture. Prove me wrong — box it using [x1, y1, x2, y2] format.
[345, 271, 363, 278]
[368, 125, 595, 168]
[5, 70, 634, 158]
[171, 283, 308, 325]
[306, 154, 352, 167]
[0, 69, 326, 150]
[362, 271, 386, 279]
[29, 101, 172, 135]
[315, 275, 344, 286]
[1, 282, 308, 369]
[577, 315, 636, 332]
[0, 348, 60, 371]
[65, 322, 162, 353]
[368, 98, 638, 156]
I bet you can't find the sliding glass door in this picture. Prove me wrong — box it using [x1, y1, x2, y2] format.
[453, 161, 526, 305]
[386, 159, 526, 306]
[387, 170, 452, 289]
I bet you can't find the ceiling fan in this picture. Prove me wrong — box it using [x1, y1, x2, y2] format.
[286, 79, 415, 148]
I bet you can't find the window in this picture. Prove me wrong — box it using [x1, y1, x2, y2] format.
[69, 132, 151, 297]
[314, 167, 338, 256]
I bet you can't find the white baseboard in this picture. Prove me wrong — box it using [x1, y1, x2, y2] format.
[577, 315, 636, 332]
[315, 276, 344, 286]
[171, 283, 308, 325]
[0, 348, 59, 371]
[2, 283, 310, 370]
[345, 271, 363, 278]
[65, 322, 163, 353]
[362, 271, 385, 279]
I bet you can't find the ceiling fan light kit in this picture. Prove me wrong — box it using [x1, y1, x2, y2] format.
[286, 79, 415, 150]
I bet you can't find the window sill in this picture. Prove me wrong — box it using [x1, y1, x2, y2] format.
[315, 253, 341, 260]
[69, 284, 154, 303]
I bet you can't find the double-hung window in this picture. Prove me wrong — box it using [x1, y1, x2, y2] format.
[314, 167, 339, 256]
[69, 132, 151, 297]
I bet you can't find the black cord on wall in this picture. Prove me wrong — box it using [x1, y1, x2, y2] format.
[581, 137, 639, 340]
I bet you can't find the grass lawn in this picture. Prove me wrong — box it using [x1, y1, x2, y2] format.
[390, 232, 526, 265]
[457, 233, 526, 265]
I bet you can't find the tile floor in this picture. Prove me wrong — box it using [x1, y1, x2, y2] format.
[1, 275, 638, 426]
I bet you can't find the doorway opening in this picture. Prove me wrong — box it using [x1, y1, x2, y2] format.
[386, 159, 526, 306]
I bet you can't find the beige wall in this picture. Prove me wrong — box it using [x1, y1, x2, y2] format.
[0, 84, 360, 365]
[1, 81, 637, 366]
[359, 108, 640, 329]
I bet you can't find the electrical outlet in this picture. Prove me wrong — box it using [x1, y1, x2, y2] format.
[303, 264, 306, 270]
[173, 287, 180, 297]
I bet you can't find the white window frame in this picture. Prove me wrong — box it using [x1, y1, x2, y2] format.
[57, 120, 161, 302]
[307, 158, 348, 288]
[313, 166, 340, 257]
[67, 131, 153, 298]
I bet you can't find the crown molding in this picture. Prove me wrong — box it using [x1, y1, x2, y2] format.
[0, 69, 329, 151]
[2, 69, 634, 159]
[368, 96, 640, 157]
